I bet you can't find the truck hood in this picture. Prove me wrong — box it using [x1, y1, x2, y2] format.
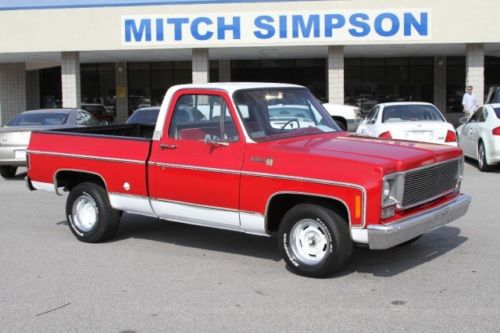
[263, 132, 462, 175]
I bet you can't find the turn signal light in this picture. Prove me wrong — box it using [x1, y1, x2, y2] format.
[379, 131, 392, 139]
[492, 127, 500, 136]
[445, 130, 457, 142]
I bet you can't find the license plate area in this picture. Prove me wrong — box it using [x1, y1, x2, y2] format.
[406, 131, 433, 141]
[14, 150, 26, 159]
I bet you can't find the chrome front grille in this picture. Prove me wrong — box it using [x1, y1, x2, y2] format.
[401, 159, 460, 209]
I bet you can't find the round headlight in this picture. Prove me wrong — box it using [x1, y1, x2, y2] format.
[383, 180, 391, 200]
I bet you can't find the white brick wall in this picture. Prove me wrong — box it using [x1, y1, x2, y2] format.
[192, 49, 209, 84]
[465, 43, 485, 105]
[0, 63, 26, 126]
[328, 46, 344, 104]
[61, 52, 81, 108]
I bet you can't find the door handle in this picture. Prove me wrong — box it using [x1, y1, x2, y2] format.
[160, 144, 177, 150]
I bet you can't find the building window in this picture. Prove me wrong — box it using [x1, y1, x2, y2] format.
[81, 63, 116, 113]
[128, 61, 193, 114]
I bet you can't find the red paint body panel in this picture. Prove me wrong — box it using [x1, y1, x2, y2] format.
[27, 87, 465, 233]
[148, 89, 246, 210]
[28, 131, 150, 196]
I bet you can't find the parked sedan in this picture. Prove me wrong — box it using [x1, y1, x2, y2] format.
[0, 108, 99, 178]
[126, 107, 160, 126]
[457, 104, 500, 171]
[356, 102, 457, 146]
[81, 103, 114, 124]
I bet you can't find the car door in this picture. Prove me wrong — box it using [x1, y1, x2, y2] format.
[148, 89, 246, 228]
[462, 108, 484, 157]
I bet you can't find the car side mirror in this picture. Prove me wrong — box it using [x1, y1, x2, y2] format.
[204, 134, 229, 147]
[459, 117, 468, 124]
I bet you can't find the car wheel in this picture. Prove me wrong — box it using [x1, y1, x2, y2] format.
[0, 166, 17, 178]
[66, 182, 121, 243]
[278, 203, 353, 278]
[478, 141, 494, 172]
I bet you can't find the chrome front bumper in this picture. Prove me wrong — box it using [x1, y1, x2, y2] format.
[368, 194, 471, 250]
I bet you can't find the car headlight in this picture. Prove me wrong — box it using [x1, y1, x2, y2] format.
[381, 174, 403, 209]
[383, 180, 391, 201]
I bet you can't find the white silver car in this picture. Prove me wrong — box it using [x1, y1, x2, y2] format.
[356, 102, 457, 146]
[457, 104, 500, 171]
[0, 109, 99, 178]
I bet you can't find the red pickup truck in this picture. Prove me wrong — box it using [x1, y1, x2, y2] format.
[26, 83, 471, 277]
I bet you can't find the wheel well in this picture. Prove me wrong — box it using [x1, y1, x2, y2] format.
[56, 171, 106, 192]
[266, 194, 350, 233]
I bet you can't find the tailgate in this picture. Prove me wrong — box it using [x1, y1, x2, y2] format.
[27, 131, 152, 197]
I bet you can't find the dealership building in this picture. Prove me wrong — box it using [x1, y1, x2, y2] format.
[0, 0, 499, 124]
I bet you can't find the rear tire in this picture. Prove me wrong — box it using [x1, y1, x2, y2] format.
[66, 182, 121, 243]
[478, 141, 494, 172]
[0, 166, 17, 178]
[278, 203, 353, 278]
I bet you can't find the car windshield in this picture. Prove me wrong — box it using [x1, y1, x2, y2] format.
[494, 107, 500, 119]
[82, 105, 107, 115]
[126, 108, 160, 125]
[7, 112, 69, 126]
[233, 88, 339, 141]
[382, 105, 444, 123]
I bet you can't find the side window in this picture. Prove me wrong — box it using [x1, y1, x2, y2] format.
[470, 108, 484, 123]
[77, 111, 99, 126]
[366, 106, 379, 123]
[168, 94, 239, 142]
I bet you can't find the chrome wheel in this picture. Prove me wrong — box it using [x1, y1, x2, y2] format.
[72, 195, 98, 232]
[290, 219, 329, 265]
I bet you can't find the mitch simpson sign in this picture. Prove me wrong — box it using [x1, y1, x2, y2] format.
[121, 9, 430, 47]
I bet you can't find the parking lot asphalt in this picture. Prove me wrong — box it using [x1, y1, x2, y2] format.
[1, 162, 500, 332]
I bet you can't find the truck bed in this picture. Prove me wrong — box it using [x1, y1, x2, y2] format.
[54, 123, 155, 139]
[27, 124, 154, 198]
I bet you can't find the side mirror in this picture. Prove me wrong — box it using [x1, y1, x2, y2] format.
[204, 135, 229, 147]
[459, 117, 468, 124]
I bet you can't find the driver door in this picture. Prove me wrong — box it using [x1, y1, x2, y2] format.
[148, 90, 245, 228]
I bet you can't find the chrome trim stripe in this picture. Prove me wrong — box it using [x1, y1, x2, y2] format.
[149, 161, 367, 227]
[151, 196, 240, 213]
[54, 168, 110, 196]
[109, 192, 149, 200]
[149, 161, 240, 175]
[264, 191, 362, 230]
[28, 150, 145, 165]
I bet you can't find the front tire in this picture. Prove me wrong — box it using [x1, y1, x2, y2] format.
[66, 182, 121, 243]
[478, 141, 494, 172]
[278, 204, 353, 278]
[0, 166, 17, 178]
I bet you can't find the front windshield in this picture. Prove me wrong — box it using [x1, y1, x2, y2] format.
[233, 88, 339, 141]
[7, 112, 69, 126]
